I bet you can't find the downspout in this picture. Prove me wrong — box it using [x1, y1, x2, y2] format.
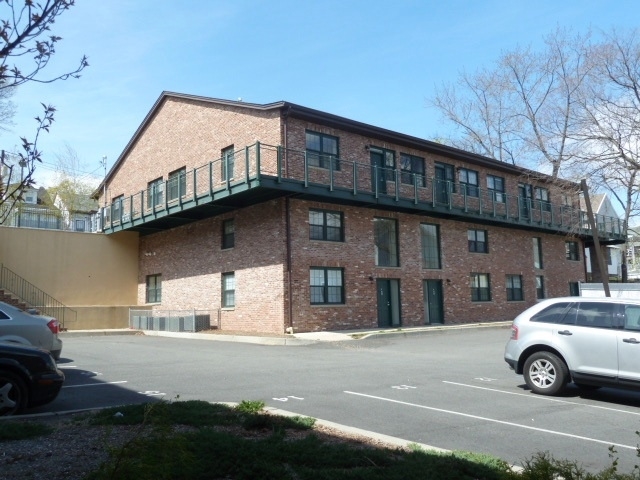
[283, 106, 294, 332]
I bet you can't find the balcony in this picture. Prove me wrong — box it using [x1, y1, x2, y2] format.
[101, 142, 627, 243]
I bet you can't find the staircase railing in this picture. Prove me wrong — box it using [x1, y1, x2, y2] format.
[0, 264, 77, 330]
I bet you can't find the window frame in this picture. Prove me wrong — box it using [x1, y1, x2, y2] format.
[468, 229, 488, 253]
[536, 275, 546, 299]
[222, 218, 235, 249]
[374, 217, 399, 267]
[470, 273, 491, 302]
[534, 186, 551, 212]
[533, 237, 543, 269]
[400, 153, 425, 187]
[310, 267, 345, 305]
[309, 209, 344, 242]
[221, 145, 235, 181]
[306, 130, 340, 170]
[75, 219, 86, 232]
[458, 168, 479, 197]
[506, 274, 524, 301]
[565, 241, 580, 261]
[147, 177, 164, 209]
[222, 272, 236, 308]
[111, 195, 123, 222]
[168, 167, 187, 201]
[146, 274, 162, 304]
[420, 223, 441, 269]
[486, 174, 506, 203]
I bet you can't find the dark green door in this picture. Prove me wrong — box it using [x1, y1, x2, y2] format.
[377, 279, 401, 327]
[423, 280, 444, 324]
[370, 150, 387, 194]
[518, 183, 532, 219]
[434, 164, 451, 204]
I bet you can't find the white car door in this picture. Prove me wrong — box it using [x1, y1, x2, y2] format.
[618, 304, 640, 385]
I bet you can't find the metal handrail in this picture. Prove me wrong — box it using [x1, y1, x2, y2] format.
[100, 142, 627, 240]
[0, 263, 77, 330]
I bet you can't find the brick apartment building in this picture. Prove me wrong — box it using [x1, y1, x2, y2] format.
[97, 92, 626, 334]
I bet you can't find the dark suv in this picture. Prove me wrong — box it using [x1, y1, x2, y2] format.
[0, 342, 65, 415]
[504, 297, 640, 396]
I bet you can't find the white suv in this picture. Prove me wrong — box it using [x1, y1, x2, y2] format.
[504, 297, 640, 396]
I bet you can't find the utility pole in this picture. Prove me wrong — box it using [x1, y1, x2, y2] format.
[581, 179, 610, 297]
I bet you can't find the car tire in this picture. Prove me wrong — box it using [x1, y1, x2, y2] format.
[0, 370, 28, 416]
[523, 352, 569, 396]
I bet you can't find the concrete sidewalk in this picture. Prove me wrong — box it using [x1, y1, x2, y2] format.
[61, 321, 512, 345]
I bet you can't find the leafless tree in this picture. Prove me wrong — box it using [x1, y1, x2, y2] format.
[0, 0, 88, 222]
[430, 28, 593, 179]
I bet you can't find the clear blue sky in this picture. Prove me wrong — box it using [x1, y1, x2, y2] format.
[5, 0, 639, 186]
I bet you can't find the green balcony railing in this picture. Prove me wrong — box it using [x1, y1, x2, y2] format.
[101, 142, 627, 240]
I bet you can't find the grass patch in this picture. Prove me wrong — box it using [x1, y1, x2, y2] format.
[0, 421, 53, 441]
[8, 400, 640, 479]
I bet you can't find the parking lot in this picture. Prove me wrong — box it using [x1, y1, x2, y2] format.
[29, 326, 640, 473]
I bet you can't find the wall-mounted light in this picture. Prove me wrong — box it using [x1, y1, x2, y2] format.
[446, 278, 451, 284]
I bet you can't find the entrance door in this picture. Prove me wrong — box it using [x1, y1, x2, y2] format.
[377, 279, 401, 327]
[370, 150, 387, 194]
[434, 164, 452, 204]
[518, 183, 532, 219]
[423, 280, 444, 324]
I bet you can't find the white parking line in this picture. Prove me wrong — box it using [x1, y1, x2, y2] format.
[443, 381, 640, 416]
[62, 381, 128, 388]
[344, 390, 636, 451]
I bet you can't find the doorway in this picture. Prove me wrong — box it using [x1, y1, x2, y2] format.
[370, 150, 387, 194]
[423, 280, 444, 324]
[377, 279, 401, 327]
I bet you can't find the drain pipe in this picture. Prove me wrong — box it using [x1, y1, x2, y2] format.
[283, 107, 294, 333]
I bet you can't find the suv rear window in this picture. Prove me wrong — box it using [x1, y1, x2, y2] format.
[530, 302, 573, 323]
[562, 302, 618, 329]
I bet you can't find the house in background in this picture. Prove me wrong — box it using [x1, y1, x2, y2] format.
[1, 185, 62, 230]
[52, 193, 99, 232]
[580, 194, 624, 280]
[95, 92, 626, 334]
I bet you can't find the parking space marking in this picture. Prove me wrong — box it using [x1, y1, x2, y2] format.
[443, 381, 640, 416]
[62, 381, 128, 388]
[344, 390, 636, 451]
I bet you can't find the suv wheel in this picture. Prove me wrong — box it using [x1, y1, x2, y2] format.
[523, 352, 569, 395]
[0, 370, 27, 416]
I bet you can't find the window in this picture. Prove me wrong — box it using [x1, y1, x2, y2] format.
[222, 146, 234, 181]
[468, 229, 488, 253]
[574, 302, 615, 329]
[111, 195, 123, 221]
[222, 219, 235, 249]
[470, 273, 491, 302]
[310, 267, 344, 304]
[222, 272, 235, 308]
[625, 305, 640, 331]
[506, 275, 524, 301]
[565, 241, 580, 261]
[306, 131, 339, 170]
[533, 237, 543, 269]
[168, 167, 186, 201]
[400, 153, 425, 186]
[534, 187, 551, 212]
[147, 177, 164, 208]
[536, 275, 545, 299]
[75, 219, 86, 232]
[487, 175, 505, 203]
[309, 209, 344, 242]
[531, 302, 572, 323]
[374, 218, 399, 267]
[420, 223, 441, 269]
[458, 168, 479, 197]
[146, 274, 161, 303]
[569, 282, 580, 296]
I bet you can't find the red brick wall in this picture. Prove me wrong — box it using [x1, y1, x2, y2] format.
[102, 97, 282, 205]
[138, 201, 287, 334]
[286, 198, 585, 332]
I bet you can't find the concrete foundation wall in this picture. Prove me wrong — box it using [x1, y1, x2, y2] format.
[0, 226, 139, 329]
